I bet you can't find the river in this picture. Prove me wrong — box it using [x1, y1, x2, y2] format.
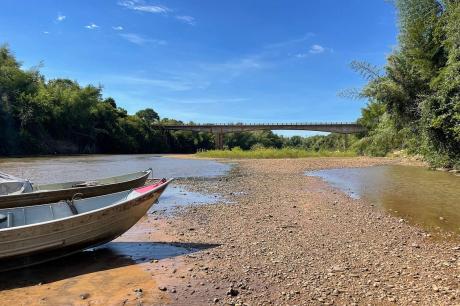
[308, 165, 460, 236]
[0, 154, 231, 213]
[0, 154, 230, 183]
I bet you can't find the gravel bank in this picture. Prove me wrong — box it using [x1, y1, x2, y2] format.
[157, 157, 460, 305]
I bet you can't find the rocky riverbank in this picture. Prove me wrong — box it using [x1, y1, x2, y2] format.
[156, 157, 460, 305]
[1, 157, 459, 305]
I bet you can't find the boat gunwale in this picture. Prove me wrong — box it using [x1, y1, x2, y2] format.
[0, 169, 152, 197]
[0, 178, 173, 233]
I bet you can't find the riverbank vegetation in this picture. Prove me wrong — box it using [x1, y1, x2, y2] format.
[351, 0, 460, 168]
[0, 46, 215, 155]
[0, 51, 356, 156]
[196, 147, 357, 159]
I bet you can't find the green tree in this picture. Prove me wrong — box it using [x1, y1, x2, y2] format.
[352, 0, 459, 167]
[136, 108, 159, 123]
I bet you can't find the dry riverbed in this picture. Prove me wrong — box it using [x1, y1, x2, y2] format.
[1, 157, 459, 305]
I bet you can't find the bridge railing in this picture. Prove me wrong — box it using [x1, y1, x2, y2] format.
[161, 122, 360, 127]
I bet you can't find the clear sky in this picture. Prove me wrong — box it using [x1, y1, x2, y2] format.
[0, 0, 397, 135]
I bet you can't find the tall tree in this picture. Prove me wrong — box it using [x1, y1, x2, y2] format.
[353, 0, 459, 167]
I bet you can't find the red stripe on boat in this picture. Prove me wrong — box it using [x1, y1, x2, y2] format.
[135, 181, 165, 193]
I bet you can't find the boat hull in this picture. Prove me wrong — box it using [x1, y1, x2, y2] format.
[0, 171, 150, 209]
[0, 183, 169, 271]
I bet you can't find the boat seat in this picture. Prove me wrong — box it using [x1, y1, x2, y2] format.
[72, 181, 100, 188]
[65, 193, 83, 215]
[66, 200, 78, 215]
[0, 212, 15, 228]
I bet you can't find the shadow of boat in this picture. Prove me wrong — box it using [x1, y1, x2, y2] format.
[0, 241, 219, 291]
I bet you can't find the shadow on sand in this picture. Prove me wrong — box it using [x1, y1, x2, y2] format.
[0, 241, 219, 291]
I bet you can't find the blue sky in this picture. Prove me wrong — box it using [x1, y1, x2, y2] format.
[0, 0, 397, 135]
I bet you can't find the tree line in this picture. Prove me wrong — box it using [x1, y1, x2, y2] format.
[0, 45, 215, 155]
[0, 45, 353, 156]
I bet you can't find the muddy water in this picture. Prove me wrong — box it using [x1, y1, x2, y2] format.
[308, 165, 460, 235]
[0, 155, 228, 304]
[154, 184, 223, 214]
[0, 154, 230, 183]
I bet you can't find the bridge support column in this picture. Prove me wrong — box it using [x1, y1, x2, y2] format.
[214, 132, 224, 150]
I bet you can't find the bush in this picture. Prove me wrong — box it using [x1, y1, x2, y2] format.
[196, 147, 356, 159]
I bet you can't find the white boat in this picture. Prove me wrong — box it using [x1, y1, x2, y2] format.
[0, 179, 172, 271]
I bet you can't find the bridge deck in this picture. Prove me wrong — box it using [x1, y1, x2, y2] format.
[157, 122, 365, 133]
[161, 122, 358, 126]
[155, 122, 365, 149]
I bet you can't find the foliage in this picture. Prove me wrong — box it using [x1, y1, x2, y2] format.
[196, 147, 357, 159]
[354, 0, 460, 168]
[0, 45, 214, 155]
[353, 113, 409, 156]
[136, 108, 159, 123]
[224, 130, 283, 150]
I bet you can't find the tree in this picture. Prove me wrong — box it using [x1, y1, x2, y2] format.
[136, 108, 159, 123]
[351, 0, 459, 167]
[419, 1, 460, 167]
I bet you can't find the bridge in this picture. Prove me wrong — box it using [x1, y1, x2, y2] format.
[158, 122, 366, 149]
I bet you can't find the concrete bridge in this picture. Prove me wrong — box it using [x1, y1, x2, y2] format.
[158, 122, 366, 149]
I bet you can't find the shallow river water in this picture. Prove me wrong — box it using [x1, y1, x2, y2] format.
[0, 154, 230, 183]
[308, 165, 460, 235]
[0, 154, 230, 211]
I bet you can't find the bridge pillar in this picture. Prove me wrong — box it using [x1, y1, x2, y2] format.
[214, 132, 224, 150]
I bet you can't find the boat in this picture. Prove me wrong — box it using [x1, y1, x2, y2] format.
[0, 179, 172, 271]
[0, 169, 152, 209]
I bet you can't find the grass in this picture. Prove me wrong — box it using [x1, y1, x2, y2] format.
[195, 147, 357, 159]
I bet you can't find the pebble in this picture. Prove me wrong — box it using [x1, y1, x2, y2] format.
[79, 293, 90, 300]
[146, 159, 460, 305]
[227, 288, 239, 296]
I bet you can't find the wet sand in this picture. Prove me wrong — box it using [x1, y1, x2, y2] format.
[1, 157, 460, 305]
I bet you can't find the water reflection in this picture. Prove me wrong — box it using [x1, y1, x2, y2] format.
[0, 242, 218, 291]
[308, 165, 460, 234]
[153, 185, 223, 214]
